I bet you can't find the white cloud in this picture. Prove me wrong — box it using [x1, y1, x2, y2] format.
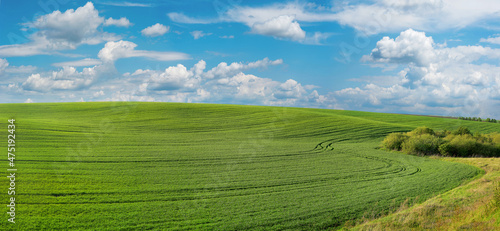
[120, 58, 327, 107]
[52, 58, 102, 67]
[334, 0, 500, 34]
[220, 35, 234, 39]
[223, 2, 335, 26]
[99, 2, 152, 7]
[104, 17, 132, 27]
[141, 23, 169, 37]
[97, 40, 190, 63]
[31, 2, 104, 43]
[362, 29, 436, 66]
[93, 90, 105, 97]
[0, 2, 118, 57]
[218, 73, 279, 101]
[0, 35, 58, 57]
[169, 1, 500, 36]
[363, 29, 500, 68]
[0, 59, 8, 75]
[204, 57, 283, 79]
[302, 32, 332, 45]
[480, 35, 500, 45]
[108, 91, 155, 102]
[190, 31, 212, 39]
[251, 15, 305, 41]
[24, 98, 34, 103]
[192, 60, 206, 78]
[146, 64, 199, 91]
[167, 12, 218, 24]
[21, 66, 97, 92]
[274, 79, 307, 99]
[168, 3, 327, 43]
[336, 29, 500, 118]
[4, 65, 37, 74]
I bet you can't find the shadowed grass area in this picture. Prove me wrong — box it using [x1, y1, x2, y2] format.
[0, 102, 497, 230]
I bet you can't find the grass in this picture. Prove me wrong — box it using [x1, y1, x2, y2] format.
[0, 102, 497, 230]
[350, 157, 500, 230]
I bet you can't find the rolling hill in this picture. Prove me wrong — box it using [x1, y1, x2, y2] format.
[1, 102, 497, 230]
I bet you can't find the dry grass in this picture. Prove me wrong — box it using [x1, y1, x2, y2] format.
[346, 157, 500, 231]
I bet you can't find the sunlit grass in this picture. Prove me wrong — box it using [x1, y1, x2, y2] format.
[1, 102, 497, 230]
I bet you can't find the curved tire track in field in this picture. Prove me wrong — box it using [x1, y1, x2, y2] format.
[314, 138, 423, 178]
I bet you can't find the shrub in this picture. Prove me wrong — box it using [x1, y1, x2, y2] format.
[382, 127, 500, 157]
[453, 126, 472, 136]
[435, 129, 450, 138]
[409, 126, 435, 136]
[489, 133, 500, 144]
[402, 134, 442, 156]
[382, 133, 409, 151]
[438, 143, 453, 156]
[448, 135, 478, 157]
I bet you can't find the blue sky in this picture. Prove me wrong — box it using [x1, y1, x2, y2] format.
[1, 0, 500, 118]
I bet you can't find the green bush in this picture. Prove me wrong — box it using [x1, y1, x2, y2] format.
[382, 126, 500, 157]
[448, 135, 478, 157]
[489, 133, 500, 144]
[409, 126, 435, 136]
[435, 129, 451, 138]
[382, 133, 408, 151]
[438, 143, 453, 156]
[402, 134, 442, 156]
[453, 126, 472, 136]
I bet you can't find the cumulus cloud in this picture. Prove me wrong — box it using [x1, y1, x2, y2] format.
[104, 17, 132, 27]
[145, 64, 199, 91]
[21, 66, 98, 92]
[363, 29, 500, 68]
[274, 79, 307, 99]
[190, 31, 212, 39]
[31, 2, 104, 43]
[337, 29, 500, 118]
[204, 57, 283, 79]
[141, 23, 169, 37]
[251, 15, 306, 41]
[362, 29, 436, 67]
[97, 40, 189, 63]
[0, 2, 118, 57]
[118, 58, 327, 107]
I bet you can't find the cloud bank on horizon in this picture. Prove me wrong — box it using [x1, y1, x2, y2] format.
[0, 0, 500, 118]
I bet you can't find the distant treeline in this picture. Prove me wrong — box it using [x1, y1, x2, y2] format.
[383, 126, 500, 157]
[458, 116, 498, 123]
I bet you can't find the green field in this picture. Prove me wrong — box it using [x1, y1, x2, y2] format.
[1, 102, 498, 230]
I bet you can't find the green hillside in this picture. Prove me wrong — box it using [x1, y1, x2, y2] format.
[1, 102, 496, 230]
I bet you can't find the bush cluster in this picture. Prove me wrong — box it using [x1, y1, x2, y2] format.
[382, 126, 500, 157]
[458, 116, 498, 123]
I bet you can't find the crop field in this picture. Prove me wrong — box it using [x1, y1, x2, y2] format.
[1, 102, 497, 230]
